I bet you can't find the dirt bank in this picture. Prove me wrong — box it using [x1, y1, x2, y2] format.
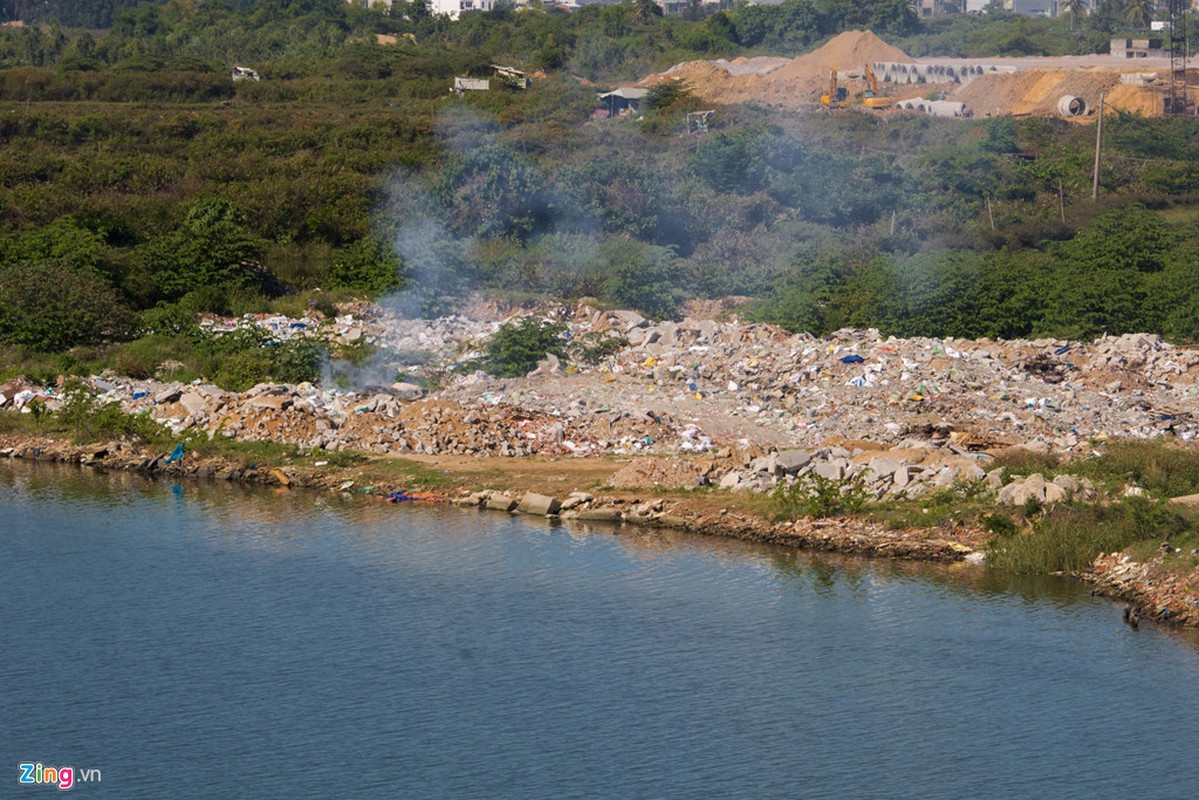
[0, 431, 981, 563]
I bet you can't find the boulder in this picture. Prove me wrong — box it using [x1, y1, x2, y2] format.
[867, 456, 905, 479]
[719, 470, 742, 490]
[985, 467, 1005, 489]
[486, 494, 518, 512]
[153, 387, 182, 404]
[392, 382, 425, 401]
[518, 492, 561, 516]
[1043, 482, 1067, 505]
[247, 395, 293, 411]
[560, 492, 593, 511]
[179, 391, 209, 419]
[813, 459, 845, 481]
[576, 508, 623, 522]
[776, 449, 811, 474]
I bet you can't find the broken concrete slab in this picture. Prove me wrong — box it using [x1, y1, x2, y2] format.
[517, 492, 561, 516]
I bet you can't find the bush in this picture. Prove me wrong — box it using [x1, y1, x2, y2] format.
[771, 471, 870, 519]
[209, 330, 324, 391]
[0, 261, 135, 351]
[1074, 440, 1199, 498]
[467, 316, 567, 378]
[56, 379, 166, 443]
[327, 237, 405, 295]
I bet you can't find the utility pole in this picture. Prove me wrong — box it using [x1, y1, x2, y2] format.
[1168, 0, 1190, 114]
[1092, 93, 1104, 202]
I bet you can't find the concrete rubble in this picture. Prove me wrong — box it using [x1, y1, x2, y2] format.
[4, 302, 1199, 503]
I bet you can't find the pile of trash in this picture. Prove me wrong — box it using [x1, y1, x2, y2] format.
[5, 302, 1199, 498]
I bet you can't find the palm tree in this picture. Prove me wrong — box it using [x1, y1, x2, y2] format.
[1124, 0, 1155, 31]
[1063, 0, 1087, 31]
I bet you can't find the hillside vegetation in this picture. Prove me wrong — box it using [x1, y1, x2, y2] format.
[3, 0, 1199, 384]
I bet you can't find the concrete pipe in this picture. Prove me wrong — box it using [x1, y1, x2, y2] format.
[1057, 95, 1088, 117]
[928, 100, 967, 118]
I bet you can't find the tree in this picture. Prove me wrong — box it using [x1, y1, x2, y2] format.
[693, 129, 766, 194]
[595, 236, 679, 319]
[472, 316, 568, 377]
[633, 0, 663, 24]
[129, 198, 266, 305]
[1124, 0, 1155, 31]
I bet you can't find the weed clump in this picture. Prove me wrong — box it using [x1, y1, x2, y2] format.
[986, 497, 1190, 574]
[771, 471, 870, 520]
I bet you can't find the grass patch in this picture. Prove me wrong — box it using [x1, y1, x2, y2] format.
[986, 497, 1192, 574]
[351, 457, 457, 489]
[1073, 440, 1199, 498]
[987, 449, 1062, 482]
[869, 480, 996, 530]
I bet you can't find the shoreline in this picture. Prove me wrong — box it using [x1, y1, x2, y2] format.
[5, 431, 1195, 630]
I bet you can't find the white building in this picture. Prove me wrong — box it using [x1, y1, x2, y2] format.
[431, 0, 497, 18]
[351, 0, 544, 18]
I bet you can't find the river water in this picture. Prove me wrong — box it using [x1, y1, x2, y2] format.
[3, 462, 1198, 799]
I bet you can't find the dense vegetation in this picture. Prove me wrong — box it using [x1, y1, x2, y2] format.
[3, 0, 1199, 386]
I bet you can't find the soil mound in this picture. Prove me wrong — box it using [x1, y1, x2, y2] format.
[771, 30, 914, 82]
[949, 67, 1164, 117]
[638, 30, 913, 109]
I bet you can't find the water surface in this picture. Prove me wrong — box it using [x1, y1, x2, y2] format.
[3, 463, 1197, 799]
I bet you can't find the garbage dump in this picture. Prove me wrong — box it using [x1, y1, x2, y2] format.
[5, 300, 1199, 500]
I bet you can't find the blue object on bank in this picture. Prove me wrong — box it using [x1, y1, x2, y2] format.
[840, 354, 865, 364]
[165, 444, 185, 464]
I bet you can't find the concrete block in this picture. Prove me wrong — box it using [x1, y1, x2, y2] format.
[518, 492, 561, 516]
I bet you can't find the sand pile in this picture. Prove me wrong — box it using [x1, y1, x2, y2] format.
[1104, 82, 1168, 116]
[770, 30, 915, 82]
[950, 67, 1165, 117]
[639, 30, 914, 110]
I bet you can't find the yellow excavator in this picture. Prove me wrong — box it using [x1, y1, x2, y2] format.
[861, 65, 894, 110]
[819, 67, 848, 108]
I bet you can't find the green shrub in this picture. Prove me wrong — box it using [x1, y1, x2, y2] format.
[771, 471, 870, 520]
[56, 379, 166, 443]
[327, 237, 405, 295]
[1074, 440, 1199, 498]
[570, 331, 627, 365]
[196, 328, 325, 391]
[0, 261, 135, 351]
[981, 512, 1019, 537]
[467, 316, 567, 378]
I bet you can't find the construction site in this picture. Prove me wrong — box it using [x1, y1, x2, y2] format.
[638, 29, 1192, 120]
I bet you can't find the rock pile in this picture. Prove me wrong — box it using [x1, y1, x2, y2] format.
[5, 304, 1199, 501]
[995, 472, 1098, 507]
